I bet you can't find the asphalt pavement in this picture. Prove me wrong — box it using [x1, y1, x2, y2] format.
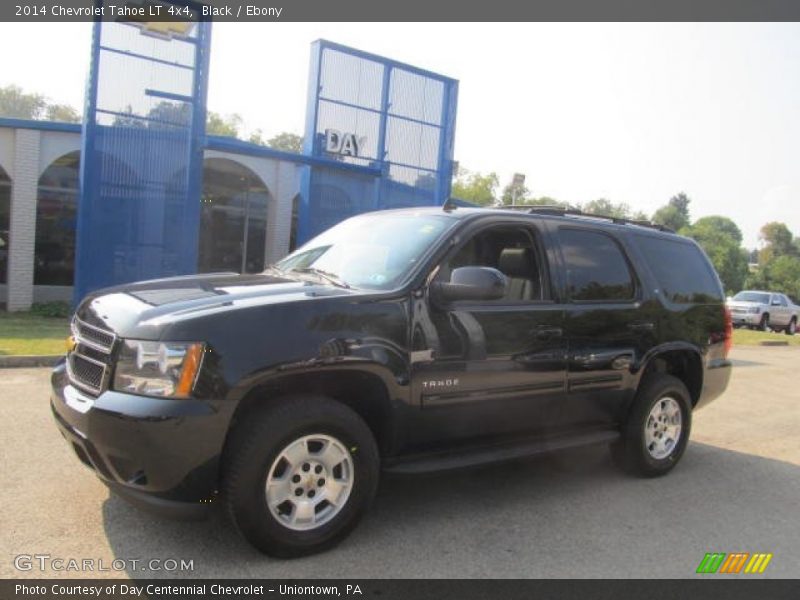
[1, 345, 798, 579]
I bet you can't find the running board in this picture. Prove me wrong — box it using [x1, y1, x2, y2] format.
[383, 430, 620, 475]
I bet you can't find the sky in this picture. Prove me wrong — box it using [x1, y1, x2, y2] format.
[1, 22, 798, 249]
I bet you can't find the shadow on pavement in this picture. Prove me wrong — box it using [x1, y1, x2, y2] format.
[728, 358, 767, 368]
[102, 441, 799, 579]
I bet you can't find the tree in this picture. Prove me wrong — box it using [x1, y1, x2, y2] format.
[0, 85, 47, 119]
[581, 198, 632, 219]
[683, 216, 748, 294]
[524, 196, 570, 208]
[652, 192, 691, 231]
[451, 168, 499, 206]
[45, 103, 80, 123]
[767, 255, 800, 299]
[248, 129, 266, 145]
[746, 254, 800, 299]
[500, 176, 530, 205]
[267, 132, 303, 153]
[758, 222, 796, 264]
[149, 101, 191, 127]
[206, 111, 242, 138]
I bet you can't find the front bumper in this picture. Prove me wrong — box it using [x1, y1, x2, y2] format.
[50, 361, 227, 519]
[730, 312, 761, 326]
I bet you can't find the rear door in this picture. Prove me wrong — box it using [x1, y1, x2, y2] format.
[554, 227, 655, 429]
[771, 294, 791, 328]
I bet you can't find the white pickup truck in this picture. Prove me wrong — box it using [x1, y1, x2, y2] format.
[727, 290, 798, 334]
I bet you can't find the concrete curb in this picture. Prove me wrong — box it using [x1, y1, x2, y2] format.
[0, 355, 62, 368]
[759, 340, 790, 347]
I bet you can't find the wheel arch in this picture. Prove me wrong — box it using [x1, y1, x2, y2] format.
[222, 366, 399, 464]
[637, 344, 704, 407]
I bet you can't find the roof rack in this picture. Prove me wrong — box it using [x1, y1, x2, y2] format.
[501, 204, 674, 233]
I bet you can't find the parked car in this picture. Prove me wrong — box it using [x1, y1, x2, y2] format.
[51, 206, 732, 557]
[726, 290, 798, 334]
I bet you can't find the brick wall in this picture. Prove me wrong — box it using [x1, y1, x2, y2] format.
[6, 129, 40, 311]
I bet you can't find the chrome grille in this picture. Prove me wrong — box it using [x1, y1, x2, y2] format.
[67, 317, 116, 396]
[72, 318, 116, 352]
[67, 353, 107, 395]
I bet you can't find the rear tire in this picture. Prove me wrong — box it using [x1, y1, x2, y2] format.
[611, 374, 692, 477]
[786, 318, 797, 336]
[222, 395, 379, 557]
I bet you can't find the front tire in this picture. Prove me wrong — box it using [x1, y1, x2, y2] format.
[611, 374, 692, 477]
[758, 313, 770, 332]
[222, 395, 379, 557]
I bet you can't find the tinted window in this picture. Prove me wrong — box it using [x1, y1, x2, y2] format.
[636, 235, 723, 304]
[559, 229, 635, 301]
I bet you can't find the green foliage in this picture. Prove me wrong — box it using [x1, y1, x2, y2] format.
[451, 168, 499, 206]
[524, 196, 571, 208]
[692, 215, 744, 245]
[500, 176, 530, 205]
[652, 192, 691, 231]
[580, 198, 632, 219]
[45, 104, 81, 123]
[747, 221, 800, 299]
[30, 301, 72, 319]
[682, 216, 748, 294]
[267, 132, 303, 153]
[758, 221, 796, 264]
[0, 84, 81, 122]
[206, 111, 242, 138]
[0, 85, 47, 119]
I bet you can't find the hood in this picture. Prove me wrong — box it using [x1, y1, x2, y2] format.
[726, 300, 762, 309]
[75, 272, 359, 339]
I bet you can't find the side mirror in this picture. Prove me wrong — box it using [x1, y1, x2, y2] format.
[431, 266, 508, 303]
[771, 300, 781, 306]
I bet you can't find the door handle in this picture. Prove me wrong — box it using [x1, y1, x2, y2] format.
[628, 321, 655, 332]
[532, 326, 563, 340]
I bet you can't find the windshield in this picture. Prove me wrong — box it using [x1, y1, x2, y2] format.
[732, 291, 770, 304]
[275, 212, 456, 290]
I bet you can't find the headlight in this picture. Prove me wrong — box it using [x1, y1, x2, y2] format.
[749, 306, 760, 314]
[113, 340, 205, 398]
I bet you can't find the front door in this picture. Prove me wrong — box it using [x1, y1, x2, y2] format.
[408, 222, 567, 449]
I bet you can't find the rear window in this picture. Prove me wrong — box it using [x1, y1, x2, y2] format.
[635, 235, 723, 304]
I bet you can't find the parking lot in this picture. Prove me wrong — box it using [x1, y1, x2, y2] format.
[2, 345, 798, 579]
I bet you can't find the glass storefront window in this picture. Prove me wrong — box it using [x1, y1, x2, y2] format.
[0, 165, 10, 284]
[35, 152, 79, 286]
[199, 158, 269, 274]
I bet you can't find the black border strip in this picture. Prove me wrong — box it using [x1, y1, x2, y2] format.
[3, 0, 800, 22]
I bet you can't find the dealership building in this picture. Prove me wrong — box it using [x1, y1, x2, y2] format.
[0, 28, 459, 312]
[0, 118, 309, 309]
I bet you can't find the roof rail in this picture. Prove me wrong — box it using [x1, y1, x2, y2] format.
[501, 204, 674, 233]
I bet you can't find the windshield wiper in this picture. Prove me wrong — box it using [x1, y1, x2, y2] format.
[288, 267, 351, 289]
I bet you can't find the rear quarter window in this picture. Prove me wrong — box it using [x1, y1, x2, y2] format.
[635, 234, 723, 304]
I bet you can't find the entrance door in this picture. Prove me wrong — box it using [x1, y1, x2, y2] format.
[199, 158, 269, 274]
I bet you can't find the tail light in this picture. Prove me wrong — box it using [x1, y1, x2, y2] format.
[723, 305, 733, 357]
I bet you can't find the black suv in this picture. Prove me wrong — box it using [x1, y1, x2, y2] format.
[51, 206, 732, 556]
